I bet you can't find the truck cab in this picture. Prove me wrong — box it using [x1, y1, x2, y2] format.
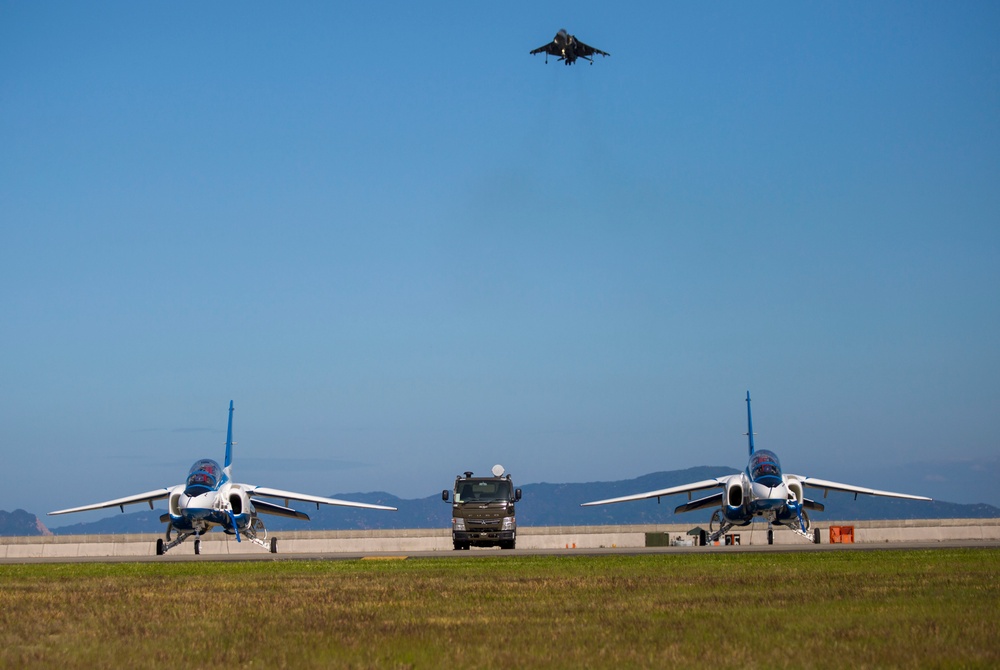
[442, 465, 522, 550]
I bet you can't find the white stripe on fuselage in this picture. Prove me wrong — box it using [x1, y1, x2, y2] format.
[750, 481, 789, 510]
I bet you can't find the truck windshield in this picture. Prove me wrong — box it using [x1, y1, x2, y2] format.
[455, 481, 512, 503]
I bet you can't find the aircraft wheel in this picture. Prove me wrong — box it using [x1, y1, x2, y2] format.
[270, 537, 278, 554]
[194, 539, 201, 555]
[156, 538, 164, 556]
[767, 530, 774, 545]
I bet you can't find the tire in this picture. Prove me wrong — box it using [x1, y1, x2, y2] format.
[767, 530, 774, 545]
[155, 538, 164, 556]
[194, 539, 201, 555]
[270, 537, 278, 554]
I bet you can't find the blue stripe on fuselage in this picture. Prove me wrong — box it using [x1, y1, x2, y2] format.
[170, 508, 249, 532]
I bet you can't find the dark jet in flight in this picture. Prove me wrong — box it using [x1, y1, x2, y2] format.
[530, 29, 609, 65]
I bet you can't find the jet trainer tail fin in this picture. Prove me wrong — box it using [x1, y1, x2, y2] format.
[745, 391, 755, 456]
[223, 400, 235, 483]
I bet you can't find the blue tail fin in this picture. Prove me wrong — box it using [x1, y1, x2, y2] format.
[224, 400, 235, 471]
[745, 391, 755, 455]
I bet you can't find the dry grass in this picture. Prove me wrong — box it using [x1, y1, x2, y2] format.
[1, 549, 997, 668]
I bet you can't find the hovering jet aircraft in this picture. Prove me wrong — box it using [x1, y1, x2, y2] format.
[582, 392, 931, 544]
[530, 29, 609, 65]
[49, 401, 396, 555]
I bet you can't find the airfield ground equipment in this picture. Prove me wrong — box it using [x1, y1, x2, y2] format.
[443, 465, 522, 550]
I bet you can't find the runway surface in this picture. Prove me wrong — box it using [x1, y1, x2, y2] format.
[4, 538, 996, 564]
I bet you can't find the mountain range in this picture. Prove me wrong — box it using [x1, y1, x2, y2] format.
[6, 467, 998, 537]
[0, 509, 54, 537]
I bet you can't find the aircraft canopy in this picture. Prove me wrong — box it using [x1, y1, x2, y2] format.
[749, 449, 783, 487]
[185, 459, 221, 495]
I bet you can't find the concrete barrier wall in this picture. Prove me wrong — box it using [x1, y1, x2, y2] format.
[2, 519, 998, 559]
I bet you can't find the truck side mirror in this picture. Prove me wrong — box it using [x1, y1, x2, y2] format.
[442, 490, 450, 502]
[514, 488, 522, 502]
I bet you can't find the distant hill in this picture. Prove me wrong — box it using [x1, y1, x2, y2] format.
[0, 509, 53, 537]
[36, 466, 1000, 536]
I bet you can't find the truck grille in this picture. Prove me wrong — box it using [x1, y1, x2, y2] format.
[466, 518, 501, 529]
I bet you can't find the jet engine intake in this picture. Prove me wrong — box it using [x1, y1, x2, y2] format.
[229, 490, 248, 515]
[168, 491, 182, 517]
[726, 478, 745, 508]
[787, 479, 804, 505]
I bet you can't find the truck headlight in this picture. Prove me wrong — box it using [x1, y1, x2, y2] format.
[452, 518, 465, 531]
[502, 516, 515, 531]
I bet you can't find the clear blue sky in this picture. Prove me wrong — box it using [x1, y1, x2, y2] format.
[3, 2, 998, 524]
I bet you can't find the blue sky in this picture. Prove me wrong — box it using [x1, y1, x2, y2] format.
[3, 2, 998, 524]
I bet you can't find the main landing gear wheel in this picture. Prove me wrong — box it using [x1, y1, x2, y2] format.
[767, 529, 774, 545]
[194, 539, 201, 555]
[270, 537, 278, 554]
[156, 538, 164, 556]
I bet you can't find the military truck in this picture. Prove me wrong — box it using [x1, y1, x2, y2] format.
[442, 465, 522, 550]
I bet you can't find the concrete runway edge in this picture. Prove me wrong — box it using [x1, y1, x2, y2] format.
[2, 518, 998, 562]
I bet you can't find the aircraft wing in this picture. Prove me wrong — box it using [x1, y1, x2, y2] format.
[48, 487, 175, 516]
[246, 486, 397, 511]
[252, 498, 311, 520]
[674, 491, 724, 514]
[792, 476, 931, 501]
[581, 478, 727, 507]
[530, 42, 558, 56]
[576, 40, 610, 58]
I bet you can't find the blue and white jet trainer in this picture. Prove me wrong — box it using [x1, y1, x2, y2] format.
[582, 392, 931, 544]
[49, 401, 396, 555]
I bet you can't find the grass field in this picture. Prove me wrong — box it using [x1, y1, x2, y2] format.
[1, 549, 997, 668]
